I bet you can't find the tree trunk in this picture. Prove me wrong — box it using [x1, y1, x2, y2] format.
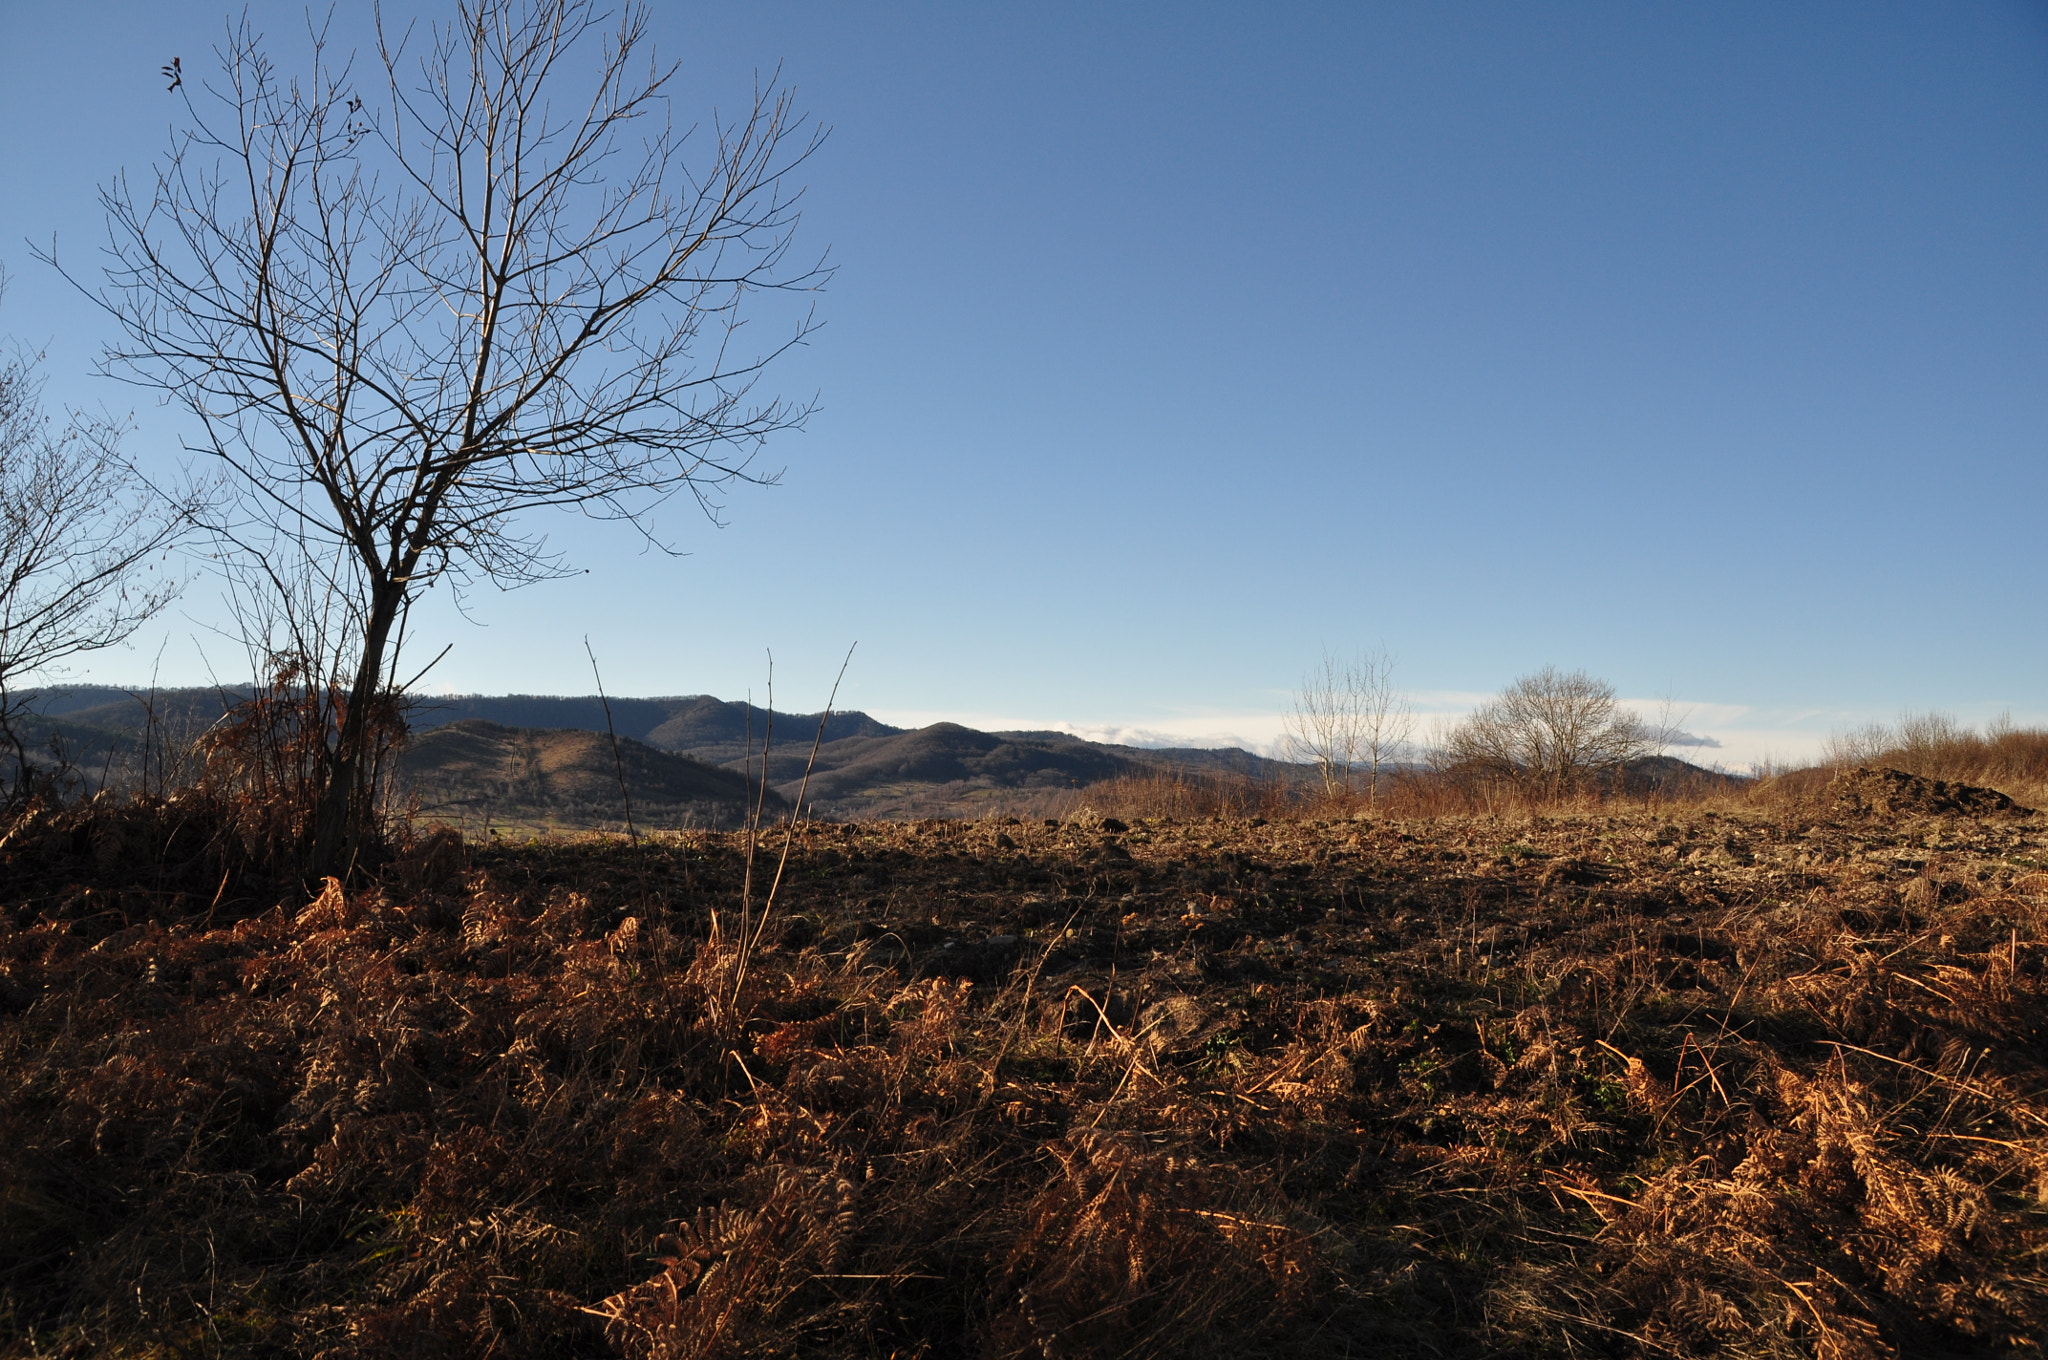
[307, 585, 402, 882]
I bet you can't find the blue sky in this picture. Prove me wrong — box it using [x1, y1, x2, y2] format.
[1, 1, 2042, 765]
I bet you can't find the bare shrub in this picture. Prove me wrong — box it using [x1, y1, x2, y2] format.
[1823, 722, 1901, 770]
[193, 654, 409, 874]
[1084, 769, 1294, 821]
[1437, 667, 1651, 802]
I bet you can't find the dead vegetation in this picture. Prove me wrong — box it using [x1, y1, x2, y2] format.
[1813, 714, 2048, 812]
[3, 767, 2048, 1356]
[1082, 754, 1747, 825]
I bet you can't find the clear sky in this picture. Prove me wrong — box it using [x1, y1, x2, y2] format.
[1, 1, 2043, 767]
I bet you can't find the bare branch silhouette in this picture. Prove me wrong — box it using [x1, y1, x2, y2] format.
[56, 0, 828, 874]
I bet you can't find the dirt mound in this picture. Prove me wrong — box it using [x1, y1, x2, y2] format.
[1829, 765, 2036, 821]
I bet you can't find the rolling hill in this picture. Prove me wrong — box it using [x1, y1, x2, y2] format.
[13, 685, 1740, 825]
[12, 686, 1295, 823]
[395, 720, 780, 833]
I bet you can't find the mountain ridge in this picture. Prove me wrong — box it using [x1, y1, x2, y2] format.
[10, 685, 1296, 822]
[10, 685, 1742, 824]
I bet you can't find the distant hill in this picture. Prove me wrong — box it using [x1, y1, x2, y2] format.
[404, 693, 905, 762]
[3, 685, 1743, 824]
[18, 687, 903, 751]
[17, 685, 1301, 821]
[754, 722, 1138, 819]
[1611, 754, 1750, 796]
[401, 697, 1301, 820]
[396, 720, 776, 834]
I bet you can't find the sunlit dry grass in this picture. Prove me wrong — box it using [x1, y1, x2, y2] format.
[3, 767, 2047, 1356]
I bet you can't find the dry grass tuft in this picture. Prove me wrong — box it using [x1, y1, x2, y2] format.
[988, 1129, 1320, 1359]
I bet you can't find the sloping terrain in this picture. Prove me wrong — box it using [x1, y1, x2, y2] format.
[18, 686, 1301, 820]
[12, 684, 241, 740]
[3, 769, 2046, 1356]
[400, 694, 1299, 817]
[734, 723, 1299, 819]
[396, 719, 780, 833]
[406, 692, 906, 761]
[15, 687, 892, 759]
[752, 722, 1146, 818]
[1606, 751, 1751, 796]
[0, 687, 234, 793]
[15, 687, 1746, 823]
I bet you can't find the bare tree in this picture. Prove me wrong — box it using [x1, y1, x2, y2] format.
[0, 291, 189, 791]
[1439, 666, 1649, 800]
[1354, 648, 1413, 807]
[1285, 649, 1359, 800]
[1283, 647, 1412, 804]
[62, 0, 826, 875]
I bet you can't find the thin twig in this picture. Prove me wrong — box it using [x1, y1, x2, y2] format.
[1818, 1040, 2048, 1129]
[583, 635, 635, 845]
[736, 665, 775, 955]
[735, 643, 856, 1007]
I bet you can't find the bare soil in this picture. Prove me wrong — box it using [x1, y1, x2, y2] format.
[3, 769, 2047, 1357]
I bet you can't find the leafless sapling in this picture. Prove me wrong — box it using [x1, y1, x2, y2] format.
[1283, 646, 1412, 805]
[0, 290, 191, 795]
